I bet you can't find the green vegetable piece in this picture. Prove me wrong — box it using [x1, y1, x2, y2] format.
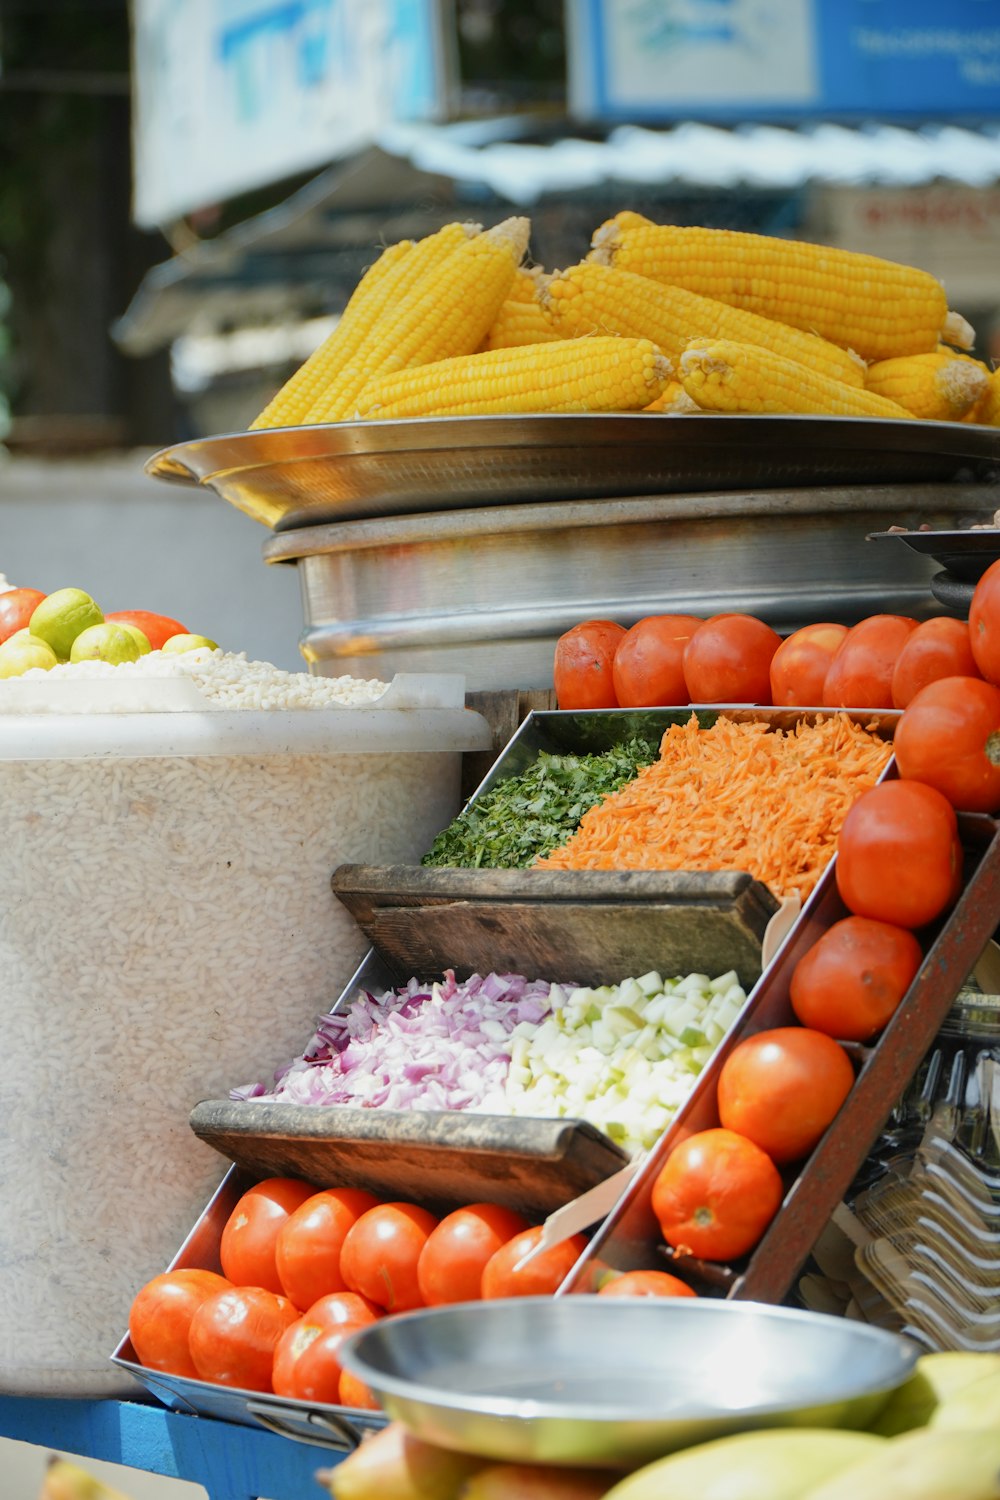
[421, 737, 658, 869]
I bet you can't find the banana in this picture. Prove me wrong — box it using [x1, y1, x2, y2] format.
[458, 1463, 612, 1499]
[38, 1459, 134, 1500]
[801, 1427, 1000, 1500]
[931, 1368, 1000, 1432]
[600, 1428, 884, 1500]
[321, 1422, 485, 1500]
[871, 1351, 1000, 1436]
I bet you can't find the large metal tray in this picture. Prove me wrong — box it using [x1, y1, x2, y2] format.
[145, 414, 1000, 530]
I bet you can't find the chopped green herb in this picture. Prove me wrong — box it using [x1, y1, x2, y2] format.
[422, 736, 658, 869]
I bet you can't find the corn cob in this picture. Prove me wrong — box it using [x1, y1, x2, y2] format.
[865, 351, 988, 420]
[679, 338, 915, 419]
[250, 224, 477, 429]
[355, 336, 673, 419]
[590, 212, 973, 363]
[544, 260, 866, 388]
[482, 266, 561, 350]
[967, 367, 1000, 426]
[306, 216, 530, 424]
[643, 380, 702, 414]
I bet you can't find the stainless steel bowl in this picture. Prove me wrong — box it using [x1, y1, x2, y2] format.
[338, 1296, 917, 1468]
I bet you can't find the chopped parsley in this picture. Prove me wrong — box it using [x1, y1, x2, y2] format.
[422, 736, 658, 869]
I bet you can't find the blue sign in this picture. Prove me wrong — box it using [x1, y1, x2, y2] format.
[569, 0, 1000, 121]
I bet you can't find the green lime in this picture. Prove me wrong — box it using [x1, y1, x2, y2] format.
[160, 633, 219, 654]
[0, 634, 58, 677]
[69, 622, 142, 665]
[117, 623, 152, 656]
[29, 588, 104, 660]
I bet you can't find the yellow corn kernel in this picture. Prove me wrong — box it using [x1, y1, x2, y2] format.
[306, 216, 531, 424]
[679, 338, 914, 419]
[544, 261, 866, 388]
[481, 266, 561, 350]
[250, 224, 476, 429]
[590, 212, 971, 363]
[643, 380, 702, 413]
[865, 351, 988, 420]
[355, 336, 672, 419]
[967, 367, 1000, 426]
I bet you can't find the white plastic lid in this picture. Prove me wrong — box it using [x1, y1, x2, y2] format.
[0, 673, 492, 760]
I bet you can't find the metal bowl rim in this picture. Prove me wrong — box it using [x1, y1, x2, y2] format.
[145, 411, 1000, 488]
[338, 1296, 919, 1425]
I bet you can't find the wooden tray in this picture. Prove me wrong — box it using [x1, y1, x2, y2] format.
[331, 865, 779, 994]
[188, 1099, 629, 1222]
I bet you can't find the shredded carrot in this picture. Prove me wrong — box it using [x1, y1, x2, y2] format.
[533, 713, 892, 900]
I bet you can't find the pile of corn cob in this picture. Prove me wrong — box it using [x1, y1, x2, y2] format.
[251, 210, 1000, 428]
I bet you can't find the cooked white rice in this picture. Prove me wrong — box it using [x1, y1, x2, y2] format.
[0, 731, 460, 1395]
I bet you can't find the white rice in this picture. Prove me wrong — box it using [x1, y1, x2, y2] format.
[0, 695, 461, 1395]
[11, 647, 390, 709]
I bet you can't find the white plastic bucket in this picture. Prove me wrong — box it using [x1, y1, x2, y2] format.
[0, 678, 489, 1394]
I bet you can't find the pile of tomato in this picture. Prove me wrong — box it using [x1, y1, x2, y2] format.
[554, 555, 1000, 716]
[127, 1177, 699, 1406]
[645, 578, 999, 1273]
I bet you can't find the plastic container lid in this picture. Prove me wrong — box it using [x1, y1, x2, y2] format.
[0, 672, 492, 760]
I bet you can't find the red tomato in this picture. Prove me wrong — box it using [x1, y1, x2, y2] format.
[339, 1202, 439, 1312]
[651, 1128, 784, 1262]
[219, 1177, 316, 1294]
[682, 614, 781, 704]
[611, 614, 703, 707]
[0, 588, 47, 645]
[271, 1316, 365, 1403]
[835, 779, 962, 928]
[339, 1368, 382, 1410]
[769, 623, 849, 707]
[128, 1268, 232, 1379]
[303, 1291, 382, 1328]
[969, 557, 1000, 686]
[417, 1202, 530, 1306]
[716, 1027, 855, 1164]
[891, 618, 981, 708]
[275, 1187, 380, 1311]
[893, 676, 1000, 814]
[789, 915, 923, 1042]
[480, 1227, 588, 1299]
[553, 620, 625, 709]
[188, 1285, 297, 1391]
[822, 614, 919, 709]
[105, 610, 189, 651]
[596, 1270, 697, 1299]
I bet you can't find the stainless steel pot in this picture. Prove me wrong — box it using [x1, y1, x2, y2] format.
[264, 483, 995, 689]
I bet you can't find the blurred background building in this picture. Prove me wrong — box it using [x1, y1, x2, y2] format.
[1, 0, 1000, 664]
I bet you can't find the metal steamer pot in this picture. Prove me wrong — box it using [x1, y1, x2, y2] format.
[264, 483, 995, 690]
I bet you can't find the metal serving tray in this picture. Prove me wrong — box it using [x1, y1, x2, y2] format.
[110, 1167, 387, 1451]
[869, 527, 1000, 583]
[145, 413, 1000, 530]
[563, 812, 1000, 1308]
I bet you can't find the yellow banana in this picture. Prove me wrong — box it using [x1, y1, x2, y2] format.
[601, 1428, 884, 1500]
[930, 1368, 1000, 1432]
[459, 1463, 612, 1499]
[802, 1427, 1000, 1500]
[321, 1422, 485, 1500]
[38, 1459, 134, 1500]
[871, 1351, 1000, 1436]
